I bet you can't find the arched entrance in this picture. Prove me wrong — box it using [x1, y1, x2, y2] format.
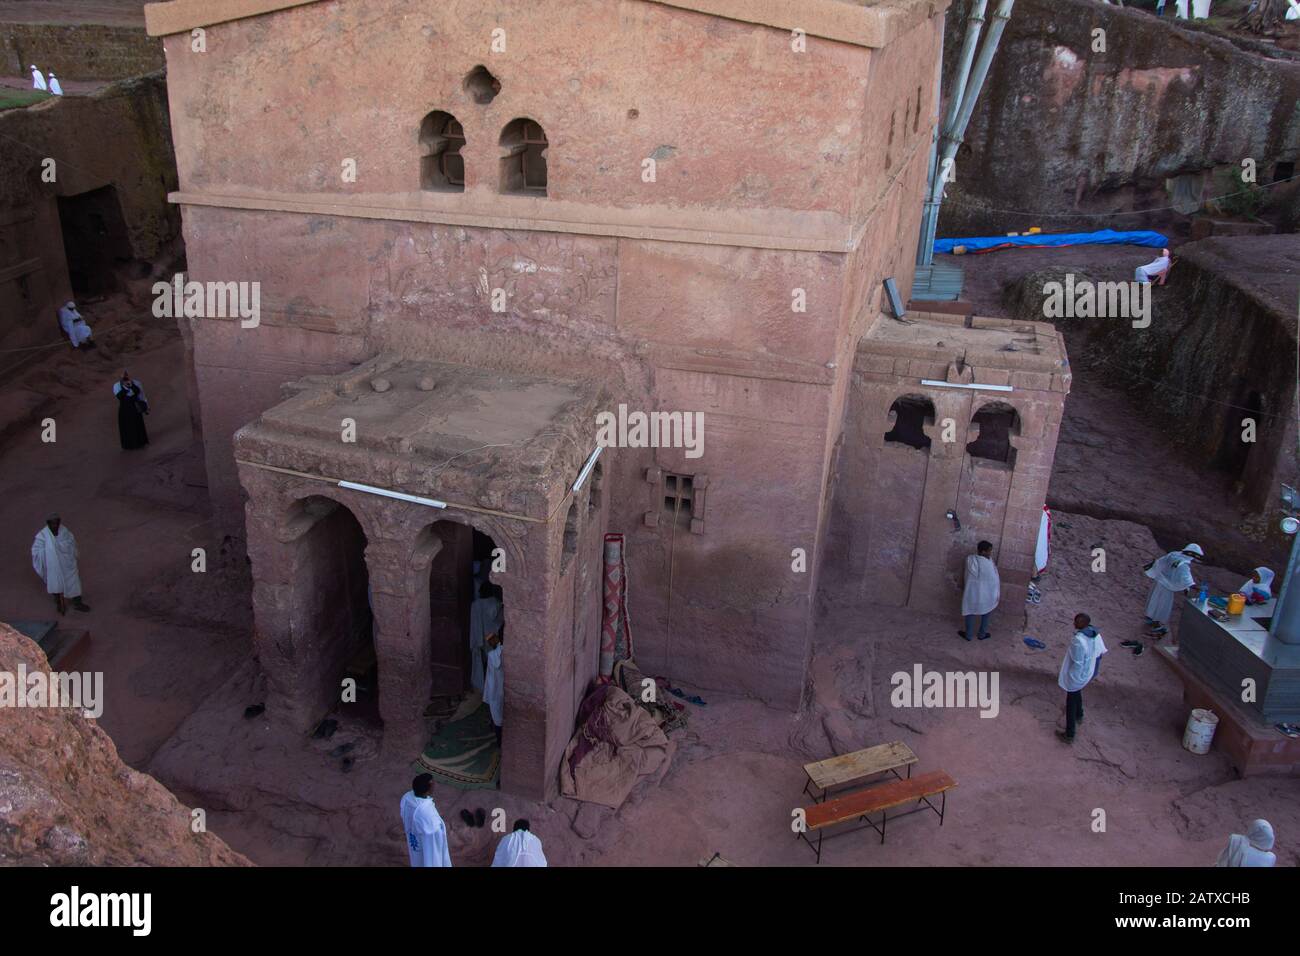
[282, 495, 379, 728]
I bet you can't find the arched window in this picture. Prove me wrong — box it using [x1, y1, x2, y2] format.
[499, 118, 548, 195]
[884, 395, 934, 451]
[967, 402, 1021, 466]
[419, 111, 465, 192]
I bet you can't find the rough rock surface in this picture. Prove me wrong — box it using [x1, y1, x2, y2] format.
[938, 0, 1300, 235]
[0, 622, 250, 866]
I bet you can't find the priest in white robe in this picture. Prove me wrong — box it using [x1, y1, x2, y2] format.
[32, 515, 90, 615]
[468, 580, 502, 692]
[484, 632, 504, 745]
[398, 773, 452, 867]
[49, 72, 64, 96]
[491, 820, 547, 867]
[1143, 543, 1201, 633]
[58, 301, 92, 348]
[959, 540, 1000, 642]
[31, 66, 48, 91]
[1215, 819, 1276, 868]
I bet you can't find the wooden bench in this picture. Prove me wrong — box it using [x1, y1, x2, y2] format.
[797, 770, 956, 863]
[802, 741, 918, 802]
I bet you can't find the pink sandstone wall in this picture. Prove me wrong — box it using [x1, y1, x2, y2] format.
[161, 0, 949, 724]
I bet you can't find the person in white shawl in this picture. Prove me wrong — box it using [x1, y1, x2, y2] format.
[1215, 819, 1276, 868]
[58, 301, 92, 348]
[468, 580, 503, 692]
[492, 820, 547, 867]
[1057, 613, 1100, 744]
[48, 72, 63, 96]
[31, 514, 90, 615]
[1239, 567, 1274, 604]
[1143, 543, 1202, 635]
[398, 773, 452, 867]
[1134, 248, 1171, 284]
[959, 540, 1000, 642]
[484, 631, 504, 745]
[31, 66, 47, 91]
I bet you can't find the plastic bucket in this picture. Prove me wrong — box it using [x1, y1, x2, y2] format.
[1227, 592, 1246, 616]
[1183, 708, 1219, 755]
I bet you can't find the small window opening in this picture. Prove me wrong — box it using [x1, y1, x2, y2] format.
[884, 396, 934, 451]
[464, 65, 500, 105]
[499, 118, 548, 195]
[419, 111, 466, 192]
[966, 402, 1020, 466]
[662, 473, 694, 529]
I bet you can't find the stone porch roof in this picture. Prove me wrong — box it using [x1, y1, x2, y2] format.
[858, 310, 1072, 394]
[233, 354, 606, 522]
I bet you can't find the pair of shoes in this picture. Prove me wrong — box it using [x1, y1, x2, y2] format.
[1147, 626, 1168, 639]
[71, 599, 91, 612]
[1055, 731, 1075, 744]
[957, 631, 972, 642]
[978, 632, 991, 641]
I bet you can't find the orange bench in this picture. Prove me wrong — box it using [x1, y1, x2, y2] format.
[797, 770, 956, 863]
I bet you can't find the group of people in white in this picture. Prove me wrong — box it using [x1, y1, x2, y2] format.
[960, 532, 1279, 865]
[399, 773, 546, 868]
[30, 64, 64, 96]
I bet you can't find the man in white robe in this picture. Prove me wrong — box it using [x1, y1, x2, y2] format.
[1057, 613, 1100, 743]
[1240, 567, 1274, 604]
[398, 773, 451, 867]
[1215, 819, 1276, 867]
[959, 540, 1000, 642]
[1134, 248, 1171, 284]
[468, 580, 502, 692]
[58, 301, 92, 348]
[31, 66, 48, 91]
[31, 514, 90, 615]
[491, 820, 547, 867]
[484, 632, 504, 745]
[1143, 543, 1201, 634]
[49, 72, 63, 96]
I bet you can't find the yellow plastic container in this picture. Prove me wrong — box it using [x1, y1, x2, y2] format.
[1226, 592, 1246, 616]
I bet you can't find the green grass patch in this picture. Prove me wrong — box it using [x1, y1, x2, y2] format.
[0, 89, 54, 111]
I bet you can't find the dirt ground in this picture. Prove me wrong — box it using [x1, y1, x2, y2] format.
[1, 290, 1295, 867]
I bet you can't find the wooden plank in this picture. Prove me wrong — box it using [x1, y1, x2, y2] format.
[804, 741, 917, 791]
[806, 770, 956, 830]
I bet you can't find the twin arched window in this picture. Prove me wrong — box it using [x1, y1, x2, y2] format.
[882, 396, 1021, 467]
[418, 113, 548, 196]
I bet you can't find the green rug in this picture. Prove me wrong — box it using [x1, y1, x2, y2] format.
[413, 702, 500, 790]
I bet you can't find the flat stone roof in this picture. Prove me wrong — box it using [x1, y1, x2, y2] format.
[863, 310, 1068, 372]
[145, 0, 949, 48]
[234, 354, 604, 521]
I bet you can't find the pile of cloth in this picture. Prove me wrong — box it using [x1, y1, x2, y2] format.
[613, 658, 689, 733]
[560, 684, 673, 808]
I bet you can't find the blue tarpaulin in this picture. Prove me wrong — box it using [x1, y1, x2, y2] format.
[934, 229, 1168, 255]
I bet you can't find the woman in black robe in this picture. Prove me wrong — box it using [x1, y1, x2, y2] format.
[114, 371, 149, 450]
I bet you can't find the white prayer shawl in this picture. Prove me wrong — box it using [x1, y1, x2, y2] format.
[31, 67, 47, 91]
[1058, 631, 1096, 693]
[468, 595, 502, 691]
[399, 791, 452, 867]
[49, 74, 63, 96]
[113, 379, 147, 403]
[1215, 820, 1276, 867]
[1034, 506, 1051, 575]
[1240, 567, 1274, 601]
[58, 304, 91, 346]
[491, 830, 548, 867]
[32, 526, 82, 597]
[1134, 255, 1170, 283]
[484, 644, 504, 726]
[961, 554, 1001, 616]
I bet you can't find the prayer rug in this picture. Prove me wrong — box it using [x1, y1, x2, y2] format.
[413, 702, 500, 790]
